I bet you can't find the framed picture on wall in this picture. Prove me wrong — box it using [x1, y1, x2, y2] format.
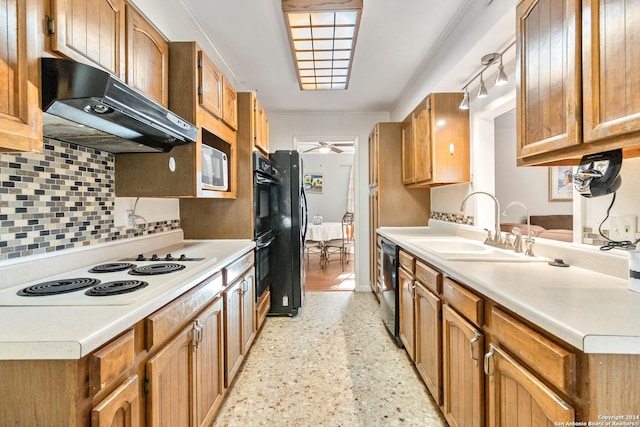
[549, 166, 574, 201]
[304, 173, 324, 194]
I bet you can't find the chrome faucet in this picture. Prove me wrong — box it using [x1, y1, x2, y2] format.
[460, 191, 503, 246]
[502, 201, 535, 256]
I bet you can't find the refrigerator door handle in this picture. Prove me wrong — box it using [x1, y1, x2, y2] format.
[301, 186, 308, 241]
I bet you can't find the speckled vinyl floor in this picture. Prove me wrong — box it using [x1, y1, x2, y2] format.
[212, 292, 447, 427]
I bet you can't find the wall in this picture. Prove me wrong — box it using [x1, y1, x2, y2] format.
[0, 140, 180, 261]
[301, 153, 354, 223]
[269, 111, 389, 291]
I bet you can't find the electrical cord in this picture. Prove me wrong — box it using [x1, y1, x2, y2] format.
[598, 192, 640, 251]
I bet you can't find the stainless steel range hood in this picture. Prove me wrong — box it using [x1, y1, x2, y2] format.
[41, 58, 198, 153]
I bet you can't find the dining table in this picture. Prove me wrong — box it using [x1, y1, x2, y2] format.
[306, 222, 344, 242]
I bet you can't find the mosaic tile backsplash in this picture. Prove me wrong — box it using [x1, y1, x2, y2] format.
[0, 139, 180, 261]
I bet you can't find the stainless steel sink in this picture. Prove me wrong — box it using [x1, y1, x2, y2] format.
[405, 237, 547, 262]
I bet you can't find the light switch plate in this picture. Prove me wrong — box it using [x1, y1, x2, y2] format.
[610, 215, 637, 242]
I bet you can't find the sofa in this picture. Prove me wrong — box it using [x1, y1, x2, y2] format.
[501, 214, 573, 242]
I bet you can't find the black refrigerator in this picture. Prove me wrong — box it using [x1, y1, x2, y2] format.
[268, 150, 308, 316]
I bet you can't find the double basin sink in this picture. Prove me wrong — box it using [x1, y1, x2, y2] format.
[405, 236, 547, 263]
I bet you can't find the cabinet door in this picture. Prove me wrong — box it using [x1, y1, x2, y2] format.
[222, 78, 238, 130]
[125, 5, 169, 107]
[401, 115, 414, 184]
[368, 126, 378, 187]
[486, 344, 575, 427]
[0, 0, 41, 152]
[194, 298, 225, 427]
[91, 375, 140, 427]
[582, 0, 640, 145]
[398, 266, 415, 360]
[414, 282, 442, 405]
[50, 0, 125, 78]
[146, 325, 194, 427]
[516, 0, 582, 160]
[369, 192, 379, 295]
[254, 99, 268, 153]
[224, 280, 243, 387]
[442, 304, 484, 427]
[240, 269, 257, 353]
[198, 50, 223, 119]
[413, 99, 432, 183]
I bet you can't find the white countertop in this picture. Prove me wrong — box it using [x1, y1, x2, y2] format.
[0, 233, 254, 360]
[378, 222, 640, 354]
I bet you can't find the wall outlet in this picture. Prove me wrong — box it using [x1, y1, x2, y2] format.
[610, 215, 637, 242]
[124, 210, 136, 229]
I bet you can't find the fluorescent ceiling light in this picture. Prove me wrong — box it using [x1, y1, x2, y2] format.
[282, 0, 363, 91]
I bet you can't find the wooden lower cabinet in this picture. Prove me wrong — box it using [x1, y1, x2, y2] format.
[146, 296, 225, 427]
[91, 375, 140, 427]
[485, 344, 575, 427]
[224, 266, 256, 387]
[442, 304, 484, 427]
[398, 265, 415, 360]
[414, 281, 442, 405]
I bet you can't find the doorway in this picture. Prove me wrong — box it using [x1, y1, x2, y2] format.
[296, 138, 356, 291]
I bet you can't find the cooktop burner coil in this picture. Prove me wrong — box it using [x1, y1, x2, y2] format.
[89, 263, 136, 273]
[85, 280, 149, 296]
[128, 263, 186, 275]
[17, 278, 101, 296]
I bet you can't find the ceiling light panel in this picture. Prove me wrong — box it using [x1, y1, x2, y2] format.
[282, 0, 363, 91]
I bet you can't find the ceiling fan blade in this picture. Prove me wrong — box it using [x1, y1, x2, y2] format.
[331, 146, 343, 153]
[303, 147, 319, 153]
[333, 143, 353, 147]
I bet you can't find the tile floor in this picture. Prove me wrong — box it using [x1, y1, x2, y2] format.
[212, 292, 447, 427]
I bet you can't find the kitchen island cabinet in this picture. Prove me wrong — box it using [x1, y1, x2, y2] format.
[0, 0, 42, 153]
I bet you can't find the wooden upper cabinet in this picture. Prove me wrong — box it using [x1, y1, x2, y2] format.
[516, 0, 582, 162]
[582, 0, 640, 147]
[198, 51, 223, 119]
[222, 78, 238, 130]
[125, 4, 169, 107]
[254, 98, 269, 154]
[518, 0, 640, 165]
[49, 0, 126, 78]
[401, 115, 414, 184]
[402, 93, 469, 187]
[0, 0, 42, 152]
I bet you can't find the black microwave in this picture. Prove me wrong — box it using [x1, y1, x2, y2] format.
[202, 144, 228, 191]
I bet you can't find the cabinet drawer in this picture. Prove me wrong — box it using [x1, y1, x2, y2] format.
[89, 329, 135, 396]
[399, 250, 415, 273]
[225, 251, 254, 285]
[491, 307, 576, 395]
[415, 260, 442, 294]
[146, 272, 223, 351]
[443, 278, 483, 326]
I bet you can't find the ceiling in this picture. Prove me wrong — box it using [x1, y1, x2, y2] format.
[178, 0, 500, 114]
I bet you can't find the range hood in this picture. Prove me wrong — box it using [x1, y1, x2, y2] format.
[41, 58, 198, 153]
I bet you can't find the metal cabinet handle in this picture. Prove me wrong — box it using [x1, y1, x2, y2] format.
[484, 344, 496, 376]
[411, 283, 416, 299]
[193, 320, 204, 350]
[469, 331, 481, 366]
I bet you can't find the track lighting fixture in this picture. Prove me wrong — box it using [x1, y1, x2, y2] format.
[459, 87, 470, 110]
[459, 40, 515, 109]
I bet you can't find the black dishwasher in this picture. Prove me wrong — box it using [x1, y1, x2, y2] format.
[379, 238, 403, 347]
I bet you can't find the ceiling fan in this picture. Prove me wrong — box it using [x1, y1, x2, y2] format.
[302, 141, 353, 154]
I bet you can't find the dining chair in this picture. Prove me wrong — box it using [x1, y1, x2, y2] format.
[324, 212, 354, 270]
[304, 239, 324, 268]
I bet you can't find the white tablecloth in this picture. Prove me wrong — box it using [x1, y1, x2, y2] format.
[306, 222, 343, 242]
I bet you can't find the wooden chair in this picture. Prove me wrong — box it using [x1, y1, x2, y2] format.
[324, 212, 355, 270]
